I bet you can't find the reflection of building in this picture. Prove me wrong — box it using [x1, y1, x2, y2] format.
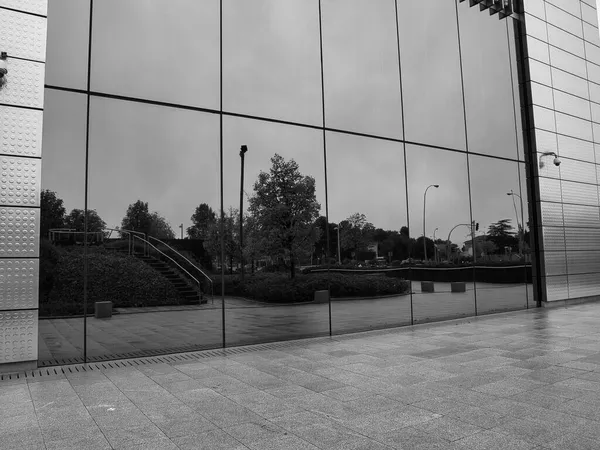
[3, 1, 600, 371]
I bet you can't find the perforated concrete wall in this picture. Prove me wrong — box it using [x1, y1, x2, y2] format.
[0, 0, 46, 367]
[523, 0, 600, 302]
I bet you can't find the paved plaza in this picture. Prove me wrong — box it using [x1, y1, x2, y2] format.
[38, 283, 532, 364]
[4, 301, 600, 449]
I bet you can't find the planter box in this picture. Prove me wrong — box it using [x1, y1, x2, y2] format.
[95, 301, 112, 319]
[314, 290, 330, 303]
[451, 282, 466, 293]
[421, 281, 435, 293]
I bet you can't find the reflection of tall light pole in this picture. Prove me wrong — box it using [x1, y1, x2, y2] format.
[239, 145, 248, 283]
[334, 226, 341, 265]
[433, 227, 439, 264]
[507, 190, 524, 256]
[423, 184, 439, 262]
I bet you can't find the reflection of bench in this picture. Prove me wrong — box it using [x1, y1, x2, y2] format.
[421, 281, 434, 293]
[451, 282, 466, 293]
[95, 301, 112, 319]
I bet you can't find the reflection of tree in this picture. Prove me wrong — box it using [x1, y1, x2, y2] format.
[248, 154, 320, 279]
[187, 203, 216, 239]
[121, 200, 175, 239]
[40, 189, 66, 237]
[487, 219, 518, 254]
[65, 209, 106, 233]
[339, 213, 374, 259]
[205, 207, 238, 273]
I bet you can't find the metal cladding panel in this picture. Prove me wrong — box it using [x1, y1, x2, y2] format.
[0, 58, 45, 108]
[567, 251, 600, 274]
[0, 106, 43, 158]
[0, 310, 37, 364]
[0, 0, 47, 15]
[0, 207, 39, 258]
[0, 156, 41, 207]
[560, 180, 598, 206]
[565, 227, 600, 251]
[537, 177, 563, 202]
[527, 38, 550, 64]
[569, 273, 600, 298]
[541, 251, 568, 276]
[557, 159, 597, 184]
[526, 2, 600, 302]
[539, 201, 565, 226]
[0, 259, 38, 310]
[543, 275, 569, 301]
[0, 1, 44, 368]
[0, 8, 46, 62]
[562, 204, 600, 227]
[541, 226, 566, 250]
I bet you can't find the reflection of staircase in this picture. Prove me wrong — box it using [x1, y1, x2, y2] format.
[137, 255, 205, 304]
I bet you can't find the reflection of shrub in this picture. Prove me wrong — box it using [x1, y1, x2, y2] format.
[391, 260, 402, 267]
[41, 250, 182, 316]
[216, 273, 409, 303]
[39, 239, 62, 301]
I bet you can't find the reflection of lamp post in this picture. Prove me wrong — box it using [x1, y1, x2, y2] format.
[239, 145, 248, 282]
[334, 226, 341, 265]
[433, 227, 439, 264]
[423, 184, 439, 262]
[507, 190, 524, 256]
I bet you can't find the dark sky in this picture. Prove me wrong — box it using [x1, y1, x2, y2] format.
[42, 0, 530, 244]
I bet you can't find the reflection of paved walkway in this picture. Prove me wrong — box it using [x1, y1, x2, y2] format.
[38, 283, 532, 365]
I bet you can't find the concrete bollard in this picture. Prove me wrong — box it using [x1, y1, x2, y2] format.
[451, 282, 466, 293]
[421, 281, 434, 293]
[95, 301, 113, 319]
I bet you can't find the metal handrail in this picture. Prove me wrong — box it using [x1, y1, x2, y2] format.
[146, 236, 213, 287]
[132, 235, 212, 304]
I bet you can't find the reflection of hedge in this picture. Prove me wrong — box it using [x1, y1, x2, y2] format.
[216, 273, 410, 303]
[41, 249, 182, 316]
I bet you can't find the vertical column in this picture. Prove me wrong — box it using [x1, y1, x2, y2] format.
[0, 0, 47, 372]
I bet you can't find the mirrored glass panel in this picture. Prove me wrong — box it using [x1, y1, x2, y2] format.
[223, 0, 322, 125]
[459, 8, 520, 160]
[91, 0, 220, 109]
[321, 0, 403, 138]
[398, 0, 466, 150]
[327, 132, 411, 333]
[469, 155, 528, 314]
[88, 97, 221, 361]
[45, 0, 90, 89]
[38, 89, 87, 364]
[520, 163, 534, 307]
[223, 117, 328, 345]
[406, 145, 474, 323]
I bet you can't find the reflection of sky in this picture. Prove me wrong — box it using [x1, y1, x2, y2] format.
[42, 0, 527, 241]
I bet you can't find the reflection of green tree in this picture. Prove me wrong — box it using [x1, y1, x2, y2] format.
[204, 207, 238, 273]
[65, 209, 106, 233]
[121, 200, 175, 239]
[249, 154, 320, 279]
[487, 219, 518, 254]
[187, 203, 216, 239]
[40, 189, 66, 237]
[339, 213, 374, 259]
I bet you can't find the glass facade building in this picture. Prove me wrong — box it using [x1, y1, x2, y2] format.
[1, 0, 599, 371]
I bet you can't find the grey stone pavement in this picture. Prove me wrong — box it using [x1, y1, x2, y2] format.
[38, 282, 532, 364]
[5, 302, 600, 449]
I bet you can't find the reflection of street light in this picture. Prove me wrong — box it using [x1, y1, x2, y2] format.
[423, 184, 439, 262]
[433, 227, 439, 264]
[239, 145, 248, 282]
[507, 190, 524, 256]
[333, 225, 341, 265]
